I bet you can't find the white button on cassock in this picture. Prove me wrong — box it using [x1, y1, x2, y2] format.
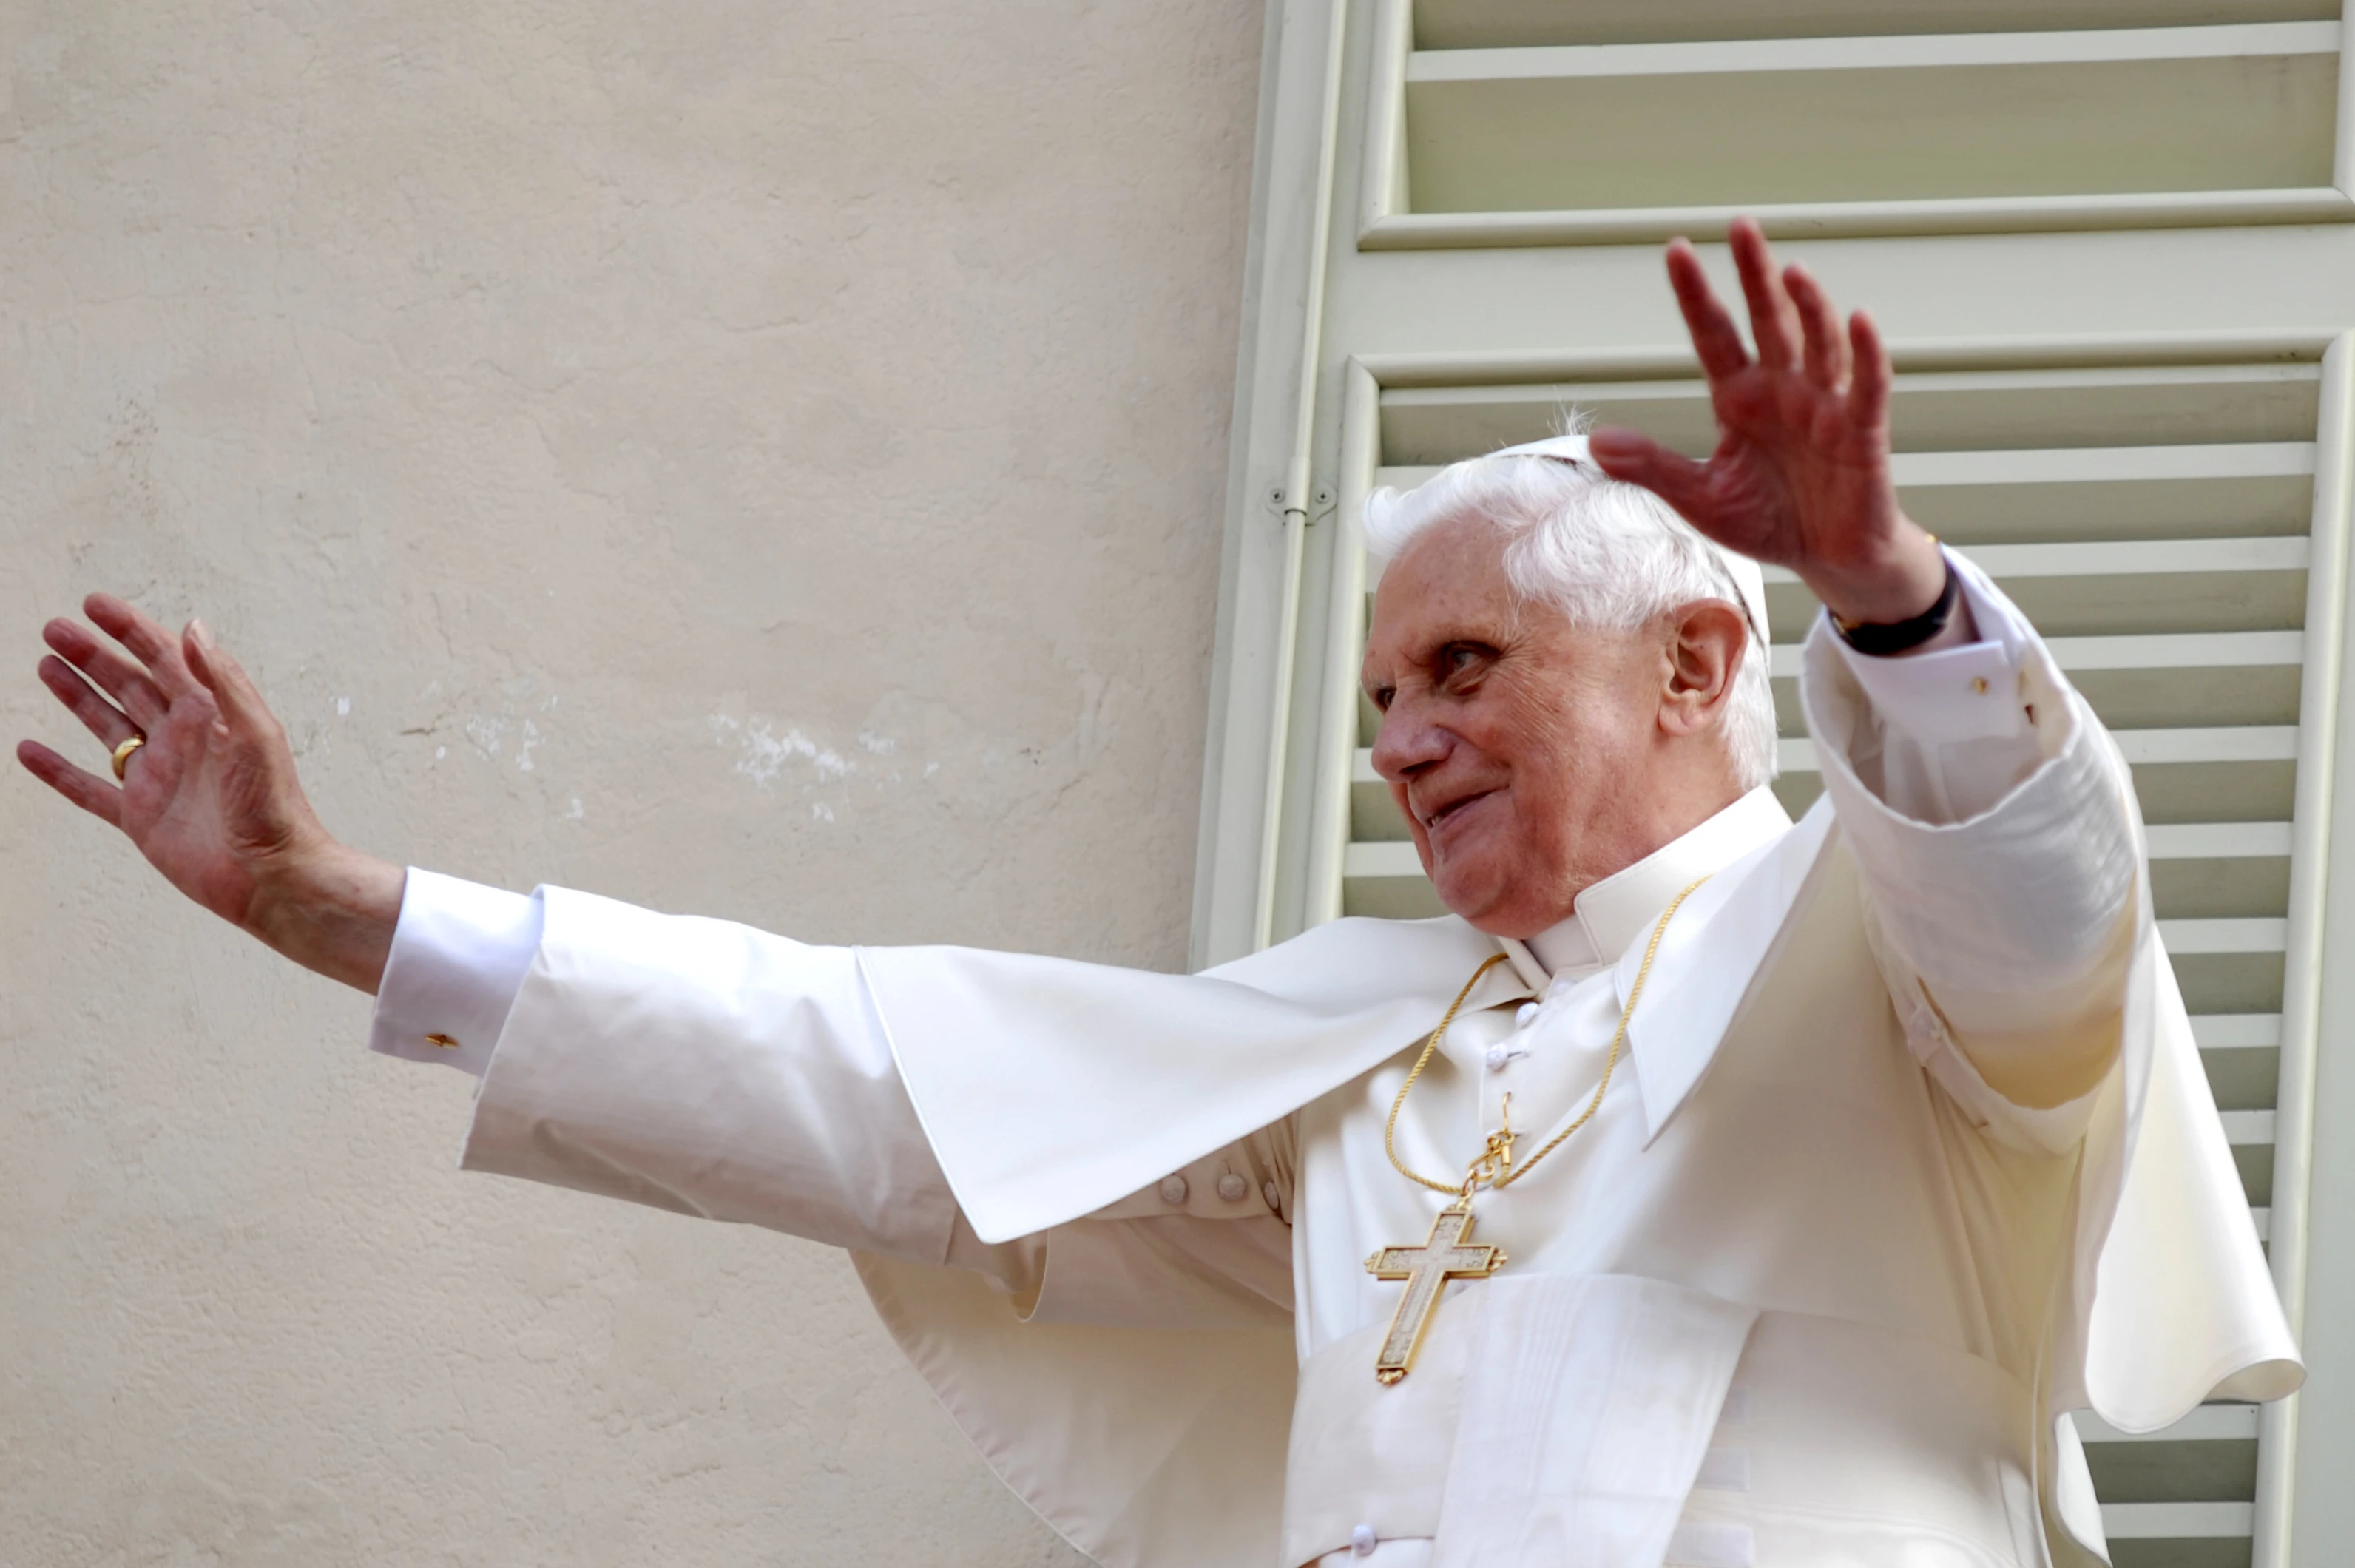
[1349, 1523, 1378, 1556]
[1158, 1174, 1188, 1206]
[1485, 1039, 1531, 1073]
[1217, 1172, 1249, 1203]
[1515, 1001, 1539, 1027]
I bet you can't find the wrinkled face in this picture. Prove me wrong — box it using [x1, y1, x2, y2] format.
[1362, 518, 1724, 939]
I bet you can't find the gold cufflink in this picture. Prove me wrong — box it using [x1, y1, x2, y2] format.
[1970, 677, 1989, 695]
[425, 1033, 461, 1050]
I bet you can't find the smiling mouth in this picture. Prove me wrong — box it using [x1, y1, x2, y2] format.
[1421, 789, 1496, 833]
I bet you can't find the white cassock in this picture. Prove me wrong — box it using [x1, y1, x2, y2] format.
[371, 553, 2298, 1568]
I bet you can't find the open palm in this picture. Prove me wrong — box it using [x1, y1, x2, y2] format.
[18, 594, 326, 931]
[1589, 218, 1941, 627]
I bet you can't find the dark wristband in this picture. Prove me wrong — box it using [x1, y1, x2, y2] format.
[1831, 554, 1959, 656]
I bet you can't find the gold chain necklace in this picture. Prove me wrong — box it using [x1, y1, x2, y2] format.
[1362, 876, 1708, 1384]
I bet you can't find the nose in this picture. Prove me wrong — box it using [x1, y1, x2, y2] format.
[1370, 695, 1450, 784]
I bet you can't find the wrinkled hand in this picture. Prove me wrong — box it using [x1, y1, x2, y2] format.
[1589, 217, 1947, 629]
[17, 595, 400, 990]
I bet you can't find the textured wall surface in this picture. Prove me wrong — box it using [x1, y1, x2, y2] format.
[0, 1, 1261, 1561]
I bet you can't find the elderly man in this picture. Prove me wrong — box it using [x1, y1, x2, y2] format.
[20, 223, 2295, 1568]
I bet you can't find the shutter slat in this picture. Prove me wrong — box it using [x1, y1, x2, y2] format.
[1768, 629, 2301, 677]
[2078, 1405, 2262, 1444]
[1341, 809, 2294, 866]
[1408, 24, 2342, 84]
[2101, 1501, 2257, 1538]
[1775, 726, 2301, 774]
[1376, 442, 2319, 497]
[1760, 536, 2311, 579]
[2161, 918, 2288, 955]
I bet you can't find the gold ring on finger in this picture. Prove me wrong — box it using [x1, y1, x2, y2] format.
[111, 734, 146, 780]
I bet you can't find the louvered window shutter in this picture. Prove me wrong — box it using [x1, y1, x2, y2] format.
[1197, 0, 2355, 1557]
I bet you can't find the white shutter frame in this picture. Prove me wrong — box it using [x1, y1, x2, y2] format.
[1302, 360, 1382, 930]
[1189, 0, 1350, 971]
[2268, 330, 2355, 1564]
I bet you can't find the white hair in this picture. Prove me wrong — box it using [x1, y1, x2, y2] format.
[1362, 451, 1779, 792]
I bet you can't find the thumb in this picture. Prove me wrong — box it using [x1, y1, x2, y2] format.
[1587, 426, 1718, 529]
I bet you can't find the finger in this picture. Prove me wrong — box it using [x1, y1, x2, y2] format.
[1587, 427, 1720, 530]
[1728, 217, 1802, 373]
[37, 654, 141, 748]
[183, 620, 274, 737]
[16, 739, 124, 828]
[42, 616, 170, 728]
[1664, 238, 1750, 381]
[1784, 265, 1851, 391]
[84, 592, 199, 698]
[1848, 308, 1892, 435]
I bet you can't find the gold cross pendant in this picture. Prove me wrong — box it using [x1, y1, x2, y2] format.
[1363, 1199, 1507, 1384]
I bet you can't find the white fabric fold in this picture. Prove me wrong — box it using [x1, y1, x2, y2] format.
[1615, 802, 1836, 1146]
[1431, 1274, 1757, 1568]
[462, 887, 962, 1262]
[1285, 1293, 1484, 1564]
[2083, 931, 2303, 1424]
[859, 916, 1526, 1244]
[1663, 1522, 1754, 1568]
[854, 1251, 1298, 1568]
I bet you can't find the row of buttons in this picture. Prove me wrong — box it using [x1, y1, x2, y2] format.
[1156, 1172, 1283, 1211]
[1485, 999, 1544, 1073]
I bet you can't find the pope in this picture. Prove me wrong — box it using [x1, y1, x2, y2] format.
[18, 220, 2299, 1568]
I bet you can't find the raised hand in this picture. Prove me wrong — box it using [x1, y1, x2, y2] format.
[1588, 217, 1951, 632]
[17, 595, 402, 991]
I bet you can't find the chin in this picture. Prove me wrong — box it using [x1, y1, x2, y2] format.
[1431, 849, 1564, 937]
[1428, 859, 1509, 929]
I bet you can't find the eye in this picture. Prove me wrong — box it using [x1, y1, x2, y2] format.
[1370, 685, 1396, 712]
[1439, 643, 1495, 689]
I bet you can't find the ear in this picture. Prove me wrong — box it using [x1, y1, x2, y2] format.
[1658, 599, 1747, 739]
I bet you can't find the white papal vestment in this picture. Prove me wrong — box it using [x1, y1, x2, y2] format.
[370, 554, 2298, 1568]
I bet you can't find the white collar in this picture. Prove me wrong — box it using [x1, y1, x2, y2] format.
[1497, 786, 1795, 990]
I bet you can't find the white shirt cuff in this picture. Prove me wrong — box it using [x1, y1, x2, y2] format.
[368, 868, 543, 1077]
[1825, 552, 2033, 744]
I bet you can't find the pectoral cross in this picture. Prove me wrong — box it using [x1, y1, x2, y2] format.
[1363, 1198, 1507, 1385]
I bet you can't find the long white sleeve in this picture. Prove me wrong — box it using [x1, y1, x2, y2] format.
[367, 872, 1300, 1308]
[1801, 550, 2140, 1118]
[372, 871, 973, 1263]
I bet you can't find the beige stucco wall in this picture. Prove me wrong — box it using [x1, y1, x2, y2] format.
[0, 2, 1262, 1561]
